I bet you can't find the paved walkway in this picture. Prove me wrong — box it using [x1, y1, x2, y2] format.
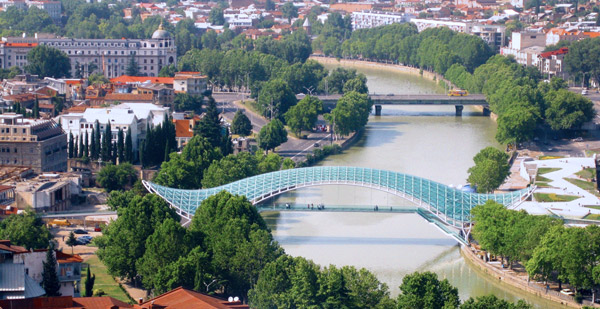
[515, 157, 600, 218]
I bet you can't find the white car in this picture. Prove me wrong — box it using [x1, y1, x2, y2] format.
[582, 89, 589, 95]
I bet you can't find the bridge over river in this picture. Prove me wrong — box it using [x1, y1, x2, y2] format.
[300, 94, 489, 116]
[143, 166, 533, 243]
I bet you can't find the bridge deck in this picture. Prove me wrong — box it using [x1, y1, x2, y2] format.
[307, 94, 488, 106]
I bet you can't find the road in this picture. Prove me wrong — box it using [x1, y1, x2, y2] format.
[213, 92, 333, 162]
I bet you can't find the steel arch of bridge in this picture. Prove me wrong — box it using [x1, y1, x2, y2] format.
[143, 166, 533, 230]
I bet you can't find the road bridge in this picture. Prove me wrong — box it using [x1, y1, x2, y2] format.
[303, 94, 489, 116]
[143, 166, 533, 243]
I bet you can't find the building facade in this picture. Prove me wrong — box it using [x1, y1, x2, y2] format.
[173, 72, 208, 96]
[0, 114, 67, 173]
[0, 25, 177, 79]
[351, 10, 415, 30]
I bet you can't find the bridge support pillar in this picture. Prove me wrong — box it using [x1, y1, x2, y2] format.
[455, 105, 463, 116]
[482, 106, 491, 116]
[375, 105, 382, 116]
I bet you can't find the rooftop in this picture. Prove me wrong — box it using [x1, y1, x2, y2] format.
[135, 287, 249, 309]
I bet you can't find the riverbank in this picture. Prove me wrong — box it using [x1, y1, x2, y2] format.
[461, 245, 596, 308]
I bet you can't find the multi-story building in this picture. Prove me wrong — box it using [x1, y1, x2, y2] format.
[173, 71, 208, 96]
[0, 113, 67, 173]
[0, 0, 61, 21]
[537, 47, 569, 79]
[351, 10, 415, 30]
[470, 25, 506, 51]
[0, 25, 177, 78]
[501, 31, 546, 66]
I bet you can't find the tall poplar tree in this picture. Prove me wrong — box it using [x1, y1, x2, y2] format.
[68, 132, 74, 158]
[90, 128, 97, 160]
[101, 123, 112, 162]
[117, 128, 125, 164]
[78, 133, 84, 158]
[73, 136, 79, 159]
[94, 121, 101, 160]
[41, 247, 61, 296]
[84, 132, 89, 158]
[125, 127, 133, 163]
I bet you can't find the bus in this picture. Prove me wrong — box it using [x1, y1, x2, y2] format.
[448, 89, 469, 96]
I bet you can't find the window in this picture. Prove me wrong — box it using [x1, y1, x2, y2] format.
[22, 129, 25, 133]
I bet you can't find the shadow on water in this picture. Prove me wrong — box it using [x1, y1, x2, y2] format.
[262, 211, 309, 231]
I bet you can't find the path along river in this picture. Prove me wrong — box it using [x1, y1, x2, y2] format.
[262, 60, 564, 308]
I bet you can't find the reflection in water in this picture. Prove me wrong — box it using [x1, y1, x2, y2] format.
[264, 63, 563, 308]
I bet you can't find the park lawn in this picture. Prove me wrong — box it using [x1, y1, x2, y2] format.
[82, 256, 132, 303]
[535, 175, 552, 182]
[534, 192, 580, 202]
[586, 205, 600, 210]
[584, 214, 600, 221]
[564, 178, 600, 197]
[535, 182, 552, 188]
[575, 168, 596, 181]
[538, 156, 564, 160]
[537, 167, 561, 175]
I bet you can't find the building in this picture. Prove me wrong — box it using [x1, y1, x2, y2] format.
[15, 177, 73, 211]
[0, 0, 61, 21]
[135, 286, 249, 309]
[470, 24, 506, 51]
[0, 113, 67, 173]
[0, 25, 177, 78]
[173, 71, 208, 96]
[351, 10, 415, 30]
[537, 47, 569, 79]
[501, 31, 546, 66]
[174, 118, 196, 150]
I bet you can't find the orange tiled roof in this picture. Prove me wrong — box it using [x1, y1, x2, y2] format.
[71, 297, 133, 308]
[2, 42, 37, 48]
[135, 287, 249, 309]
[104, 93, 154, 102]
[585, 32, 600, 38]
[110, 76, 174, 85]
[56, 251, 83, 264]
[174, 119, 194, 138]
[0, 240, 27, 253]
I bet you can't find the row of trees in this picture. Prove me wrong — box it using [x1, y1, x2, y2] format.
[68, 123, 134, 165]
[447, 55, 595, 144]
[472, 201, 600, 302]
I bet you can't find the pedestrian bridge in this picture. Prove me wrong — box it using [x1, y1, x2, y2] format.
[143, 166, 533, 241]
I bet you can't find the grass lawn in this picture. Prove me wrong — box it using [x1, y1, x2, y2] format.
[564, 178, 600, 197]
[82, 256, 132, 303]
[539, 156, 564, 160]
[535, 182, 552, 188]
[586, 205, 600, 210]
[534, 192, 580, 202]
[575, 168, 596, 181]
[535, 175, 552, 182]
[584, 214, 600, 221]
[538, 167, 561, 175]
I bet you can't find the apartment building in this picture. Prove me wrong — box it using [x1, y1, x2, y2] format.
[173, 71, 208, 96]
[351, 10, 415, 30]
[0, 113, 67, 173]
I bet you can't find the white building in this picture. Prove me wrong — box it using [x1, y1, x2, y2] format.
[173, 72, 207, 96]
[351, 10, 415, 30]
[501, 31, 546, 66]
[0, 25, 177, 78]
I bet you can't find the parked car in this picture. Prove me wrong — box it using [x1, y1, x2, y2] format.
[76, 237, 91, 245]
[560, 289, 574, 296]
[94, 226, 102, 232]
[73, 229, 88, 234]
[572, 137, 583, 142]
[582, 89, 589, 95]
[314, 143, 320, 147]
[50, 219, 70, 227]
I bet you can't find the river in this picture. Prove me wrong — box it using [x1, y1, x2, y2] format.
[264, 60, 563, 308]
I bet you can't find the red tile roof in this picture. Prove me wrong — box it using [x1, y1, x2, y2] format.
[2, 42, 38, 48]
[71, 297, 133, 308]
[539, 47, 569, 58]
[104, 93, 154, 102]
[110, 76, 174, 85]
[134, 287, 249, 309]
[0, 296, 133, 309]
[0, 240, 27, 253]
[174, 119, 194, 138]
[56, 251, 83, 264]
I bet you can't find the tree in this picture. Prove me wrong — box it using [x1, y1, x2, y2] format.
[32, 97, 39, 118]
[195, 96, 222, 148]
[41, 247, 61, 296]
[209, 8, 225, 25]
[125, 127, 133, 163]
[544, 89, 595, 131]
[96, 163, 137, 192]
[284, 95, 323, 136]
[0, 210, 52, 250]
[173, 93, 202, 112]
[66, 231, 77, 254]
[231, 110, 252, 136]
[326, 91, 372, 137]
[258, 119, 288, 153]
[564, 37, 600, 86]
[96, 194, 179, 281]
[101, 123, 113, 162]
[68, 132, 74, 158]
[460, 295, 531, 309]
[78, 133, 84, 158]
[25, 45, 70, 78]
[257, 79, 297, 120]
[126, 55, 139, 76]
[88, 72, 109, 85]
[117, 128, 124, 164]
[84, 266, 95, 297]
[93, 121, 101, 160]
[159, 64, 177, 77]
[396, 271, 459, 309]
[281, 2, 298, 24]
[495, 104, 537, 145]
[467, 147, 510, 193]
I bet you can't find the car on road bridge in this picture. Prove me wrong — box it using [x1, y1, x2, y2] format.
[448, 89, 469, 96]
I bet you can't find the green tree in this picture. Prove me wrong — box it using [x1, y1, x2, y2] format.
[88, 72, 109, 85]
[257, 79, 297, 120]
[467, 147, 510, 193]
[195, 96, 222, 148]
[231, 110, 252, 136]
[41, 247, 61, 296]
[25, 45, 70, 78]
[460, 294, 531, 309]
[101, 123, 112, 162]
[125, 127, 133, 163]
[281, 2, 298, 24]
[397, 271, 459, 309]
[117, 128, 124, 164]
[544, 89, 595, 131]
[564, 37, 600, 86]
[159, 64, 177, 77]
[96, 194, 179, 281]
[209, 7, 225, 25]
[66, 231, 77, 254]
[326, 91, 372, 137]
[284, 95, 323, 136]
[84, 266, 96, 297]
[258, 119, 288, 153]
[68, 132, 74, 158]
[78, 134, 84, 158]
[173, 93, 203, 112]
[126, 55, 139, 76]
[32, 97, 39, 118]
[96, 163, 137, 192]
[0, 210, 52, 250]
[495, 104, 537, 145]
